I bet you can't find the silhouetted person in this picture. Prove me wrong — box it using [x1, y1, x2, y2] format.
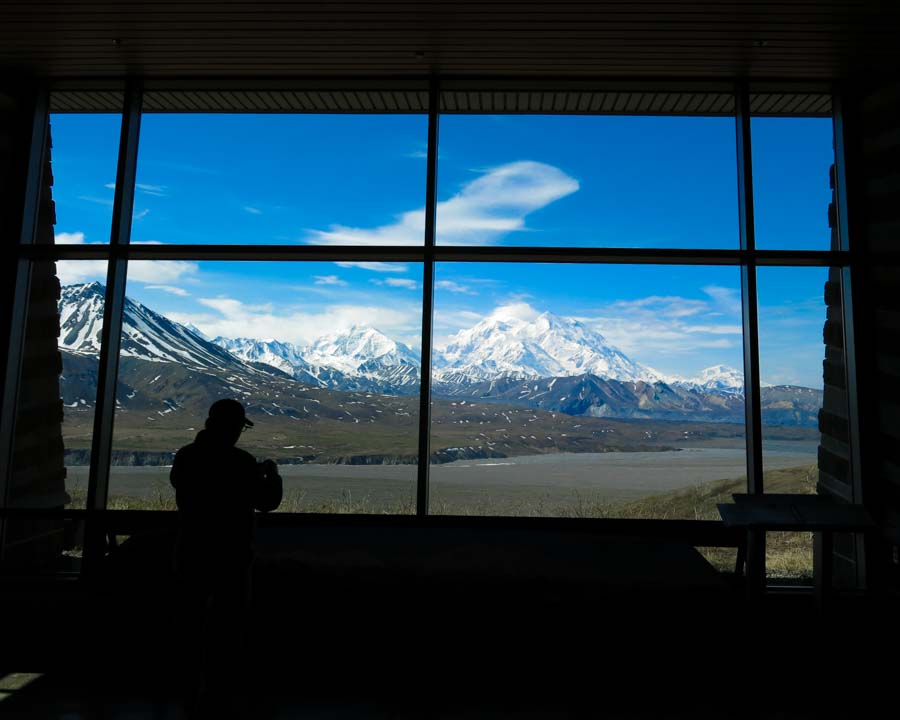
[170, 398, 282, 717]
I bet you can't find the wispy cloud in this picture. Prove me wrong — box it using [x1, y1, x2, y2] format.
[371, 278, 418, 290]
[145, 285, 190, 297]
[314, 275, 348, 286]
[105, 182, 168, 197]
[128, 260, 200, 285]
[53, 233, 200, 287]
[243, 206, 262, 215]
[436, 280, 478, 295]
[171, 297, 420, 347]
[137, 183, 167, 197]
[79, 195, 114, 207]
[703, 285, 743, 315]
[308, 161, 579, 246]
[133, 209, 150, 221]
[578, 292, 744, 360]
[334, 261, 408, 273]
[55, 231, 87, 244]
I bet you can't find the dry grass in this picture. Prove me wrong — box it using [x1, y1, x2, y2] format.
[64, 463, 818, 580]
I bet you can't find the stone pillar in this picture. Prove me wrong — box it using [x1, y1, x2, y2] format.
[3, 114, 69, 569]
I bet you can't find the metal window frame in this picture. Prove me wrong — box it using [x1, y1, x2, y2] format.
[82, 82, 142, 575]
[832, 88, 871, 589]
[735, 82, 767, 595]
[2, 80, 854, 589]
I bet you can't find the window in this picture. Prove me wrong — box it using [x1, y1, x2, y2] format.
[430, 262, 746, 519]
[1, 85, 853, 586]
[107, 260, 422, 513]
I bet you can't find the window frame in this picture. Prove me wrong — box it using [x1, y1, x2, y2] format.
[0, 80, 858, 590]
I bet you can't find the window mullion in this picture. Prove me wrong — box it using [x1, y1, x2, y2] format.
[416, 78, 440, 517]
[833, 89, 870, 588]
[736, 82, 766, 593]
[83, 82, 142, 572]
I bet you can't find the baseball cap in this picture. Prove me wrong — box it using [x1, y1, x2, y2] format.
[207, 398, 254, 428]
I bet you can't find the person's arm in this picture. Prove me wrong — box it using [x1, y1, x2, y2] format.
[253, 459, 283, 512]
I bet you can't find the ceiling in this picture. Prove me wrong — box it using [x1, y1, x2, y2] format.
[0, 1, 898, 81]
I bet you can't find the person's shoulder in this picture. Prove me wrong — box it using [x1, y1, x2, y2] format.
[173, 442, 198, 462]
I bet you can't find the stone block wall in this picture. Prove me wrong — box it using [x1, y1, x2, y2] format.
[2, 108, 70, 569]
[860, 83, 900, 554]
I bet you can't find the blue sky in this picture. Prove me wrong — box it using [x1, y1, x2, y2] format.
[50, 112, 834, 387]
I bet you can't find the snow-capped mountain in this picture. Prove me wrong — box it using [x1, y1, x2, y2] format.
[433, 307, 663, 384]
[303, 325, 420, 387]
[56, 284, 824, 425]
[211, 326, 420, 389]
[685, 364, 745, 394]
[212, 336, 309, 377]
[184, 323, 210, 341]
[59, 282, 254, 373]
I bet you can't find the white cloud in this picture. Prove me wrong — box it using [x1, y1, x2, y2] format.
[578, 291, 744, 360]
[56, 260, 108, 285]
[309, 161, 579, 246]
[436, 280, 477, 295]
[703, 285, 743, 315]
[171, 297, 420, 347]
[136, 183, 167, 196]
[106, 182, 167, 197]
[368, 277, 419, 289]
[682, 324, 742, 335]
[133, 209, 150, 221]
[314, 275, 348, 286]
[55, 231, 87, 244]
[603, 296, 709, 319]
[334, 261, 408, 273]
[79, 195, 114, 207]
[127, 260, 200, 285]
[53, 233, 108, 284]
[53, 239, 199, 288]
[384, 278, 418, 290]
[145, 285, 190, 297]
[489, 302, 541, 324]
[243, 206, 262, 215]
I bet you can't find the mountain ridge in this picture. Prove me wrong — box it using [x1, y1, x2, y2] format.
[56, 283, 820, 426]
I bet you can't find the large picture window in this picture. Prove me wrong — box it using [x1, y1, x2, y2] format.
[1, 85, 851, 585]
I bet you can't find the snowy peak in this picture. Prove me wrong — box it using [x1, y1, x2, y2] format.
[686, 364, 745, 394]
[59, 282, 254, 374]
[210, 325, 420, 388]
[213, 336, 308, 377]
[58, 284, 745, 397]
[308, 324, 418, 365]
[435, 306, 660, 384]
[59, 283, 106, 354]
[304, 324, 420, 384]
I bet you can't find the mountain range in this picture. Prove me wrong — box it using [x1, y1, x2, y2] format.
[57, 282, 819, 426]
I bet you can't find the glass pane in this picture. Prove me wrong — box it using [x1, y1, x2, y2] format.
[133, 114, 428, 245]
[757, 267, 828, 483]
[766, 531, 814, 585]
[47, 111, 121, 245]
[751, 116, 835, 250]
[429, 263, 746, 517]
[435, 115, 738, 248]
[758, 266, 837, 584]
[108, 260, 422, 513]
